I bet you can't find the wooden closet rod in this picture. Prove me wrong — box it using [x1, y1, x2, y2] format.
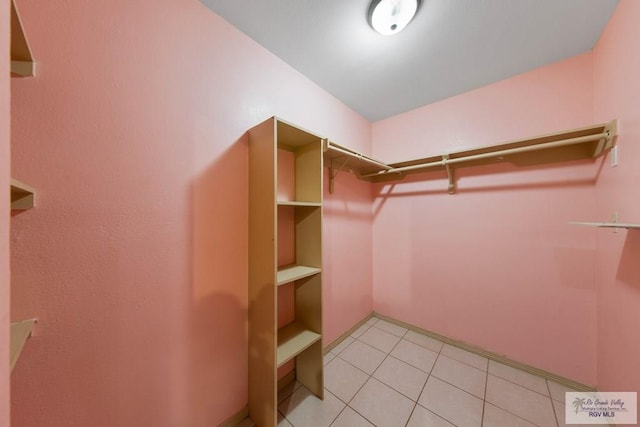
[361, 131, 610, 178]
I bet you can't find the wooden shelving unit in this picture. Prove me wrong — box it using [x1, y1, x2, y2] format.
[10, 178, 35, 210]
[248, 117, 324, 427]
[10, 0, 36, 77]
[324, 120, 617, 194]
[10, 319, 36, 372]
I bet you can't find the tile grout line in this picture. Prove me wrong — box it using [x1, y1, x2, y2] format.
[481, 360, 489, 426]
[404, 336, 446, 427]
[483, 376, 556, 426]
[334, 318, 407, 427]
[547, 379, 561, 427]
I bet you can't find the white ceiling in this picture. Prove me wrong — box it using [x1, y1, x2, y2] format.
[200, 0, 619, 122]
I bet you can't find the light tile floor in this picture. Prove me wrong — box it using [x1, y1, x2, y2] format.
[239, 316, 590, 427]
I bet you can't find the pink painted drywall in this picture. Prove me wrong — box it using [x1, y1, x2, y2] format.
[593, 0, 640, 403]
[372, 53, 599, 385]
[1, 0, 11, 424]
[8, 0, 372, 426]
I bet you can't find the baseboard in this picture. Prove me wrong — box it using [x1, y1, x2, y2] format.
[373, 312, 597, 392]
[323, 312, 375, 354]
[217, 406, 248, 427]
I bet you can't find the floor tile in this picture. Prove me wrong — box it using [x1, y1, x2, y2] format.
[365, 316, 378, 326]
[331, 336, 354, 355]
[373, 319, 408, 337]
[358, 326, 401, 353]
[330, 406, 375, 427]
[552, 398, 594, 427]
[403, 330, 444, 353]
[488, 360, 549, 396]
[278, 381, 302, 404]
[350, 323, 371, 338]
[390, 339, 438, 373]
[324, 357, 369, 403]
[547, 380, 577, 403]
[440, 344, 488, 371]
[482, 402, 536, 427]
[431, 354, 486, 398]
[418, 376, 483, 427]
[372, 355, 428, 400]
[323, 352, 336, 366]
[278, 387, 344, 427]
[350, 378, 414, 427]
[278, 412, 293, 427]
[406, 404, 455, 427]
[339, 340, 386, 375]
[485, 374, 557, 426]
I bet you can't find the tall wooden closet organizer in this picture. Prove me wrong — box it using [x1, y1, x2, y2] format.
[248, 117, 324, 427]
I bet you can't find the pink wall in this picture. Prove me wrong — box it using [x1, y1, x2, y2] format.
[372, 52, 599, 385]
[9, 0, 371, 425]
[1, 0, 11, 424]
[593, 0, 640, 403]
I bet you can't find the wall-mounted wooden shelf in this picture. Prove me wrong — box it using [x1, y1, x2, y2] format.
[324, 120, 618, 194]
[569, 222, 640, 230]
[276, 322, 321, 367]
[10, 319, 36, 372]
[10, 0, 36, 77]
[10, 178, 35, 210]
[277, 265, 321, 286]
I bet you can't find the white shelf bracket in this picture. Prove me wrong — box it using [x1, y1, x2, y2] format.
[442, 155, 455, 194]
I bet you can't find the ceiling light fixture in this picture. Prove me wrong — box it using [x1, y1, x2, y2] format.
[368, 0, 421, 36]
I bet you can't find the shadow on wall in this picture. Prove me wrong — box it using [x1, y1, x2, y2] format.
[617, 230, 640, 289]
[371, 156, 606, 218]
[189, 134, 249, 425]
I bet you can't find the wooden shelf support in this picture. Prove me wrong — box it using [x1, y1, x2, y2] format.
[10, 178, 35, 210]
[10, 0, 36, 77]
[10, 319, 37, 372]
[443, 155, 455, 194]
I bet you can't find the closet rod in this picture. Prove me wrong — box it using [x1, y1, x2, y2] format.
[361, 131, 610, 178]
[326, 142, 393, 170]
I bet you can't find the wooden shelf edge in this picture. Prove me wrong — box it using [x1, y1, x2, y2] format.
[10, 178, 36, 210]
[10, 319, 37, 372]
[277, 265, 321, 286]
[277, 322, 321, 367]
[10, 60, 36, 78]
[569, 221, 640, 230]
[277, 200, 322, 207]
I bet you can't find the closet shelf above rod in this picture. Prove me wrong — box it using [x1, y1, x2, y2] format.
[323, 120, 617, 194]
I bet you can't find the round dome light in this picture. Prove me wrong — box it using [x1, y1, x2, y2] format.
[368, 0, 421, 36]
